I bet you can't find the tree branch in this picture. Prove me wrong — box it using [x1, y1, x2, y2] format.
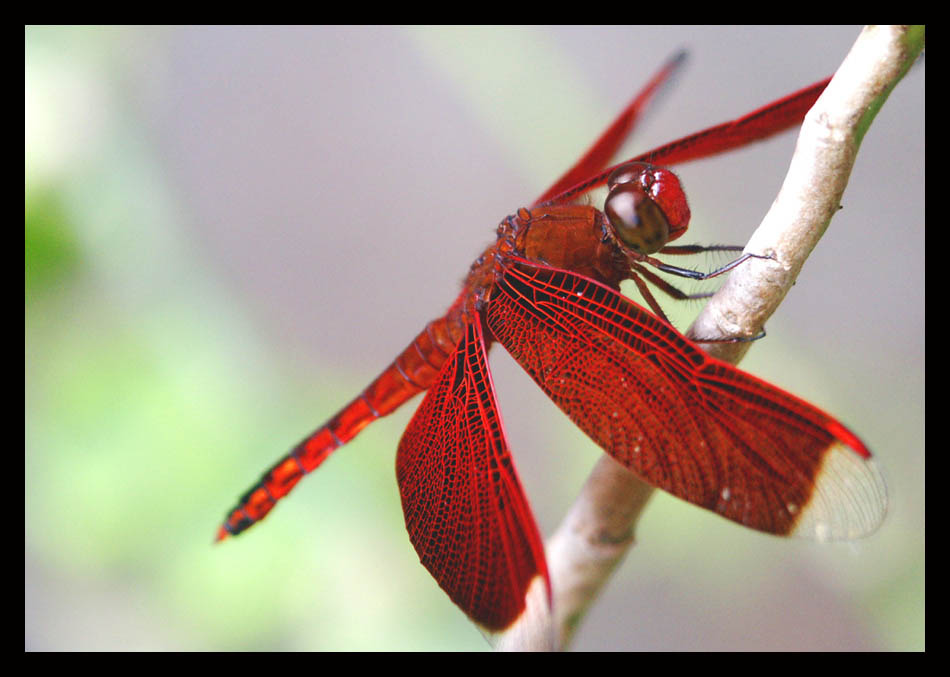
[495, 24, 924, 651]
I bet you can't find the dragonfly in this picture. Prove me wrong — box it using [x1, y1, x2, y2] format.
[217, 52, 887, 635]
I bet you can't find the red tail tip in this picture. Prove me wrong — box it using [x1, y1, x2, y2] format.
[214, 526, 230, 544]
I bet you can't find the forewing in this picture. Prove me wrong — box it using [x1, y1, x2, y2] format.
[396, 313, 550, 633]
[533, 51, 686, 206]
[548, 78, 829, 207]
[487, 259, 886, 540]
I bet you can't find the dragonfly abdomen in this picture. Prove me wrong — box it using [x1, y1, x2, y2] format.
[216, 304, 465, 540]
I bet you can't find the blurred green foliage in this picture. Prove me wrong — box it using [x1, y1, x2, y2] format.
[26, 187, 80, 297]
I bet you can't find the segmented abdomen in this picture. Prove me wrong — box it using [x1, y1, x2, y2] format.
[217, 302, 465, 540]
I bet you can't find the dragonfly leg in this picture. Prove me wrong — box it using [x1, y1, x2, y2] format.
[632, 262, 715, 302]
[650, 251, 772, 281]
[628, 246, 761, 304]
[629, 252, 771, 344]
[658, 244, 743, 255]
[691, 326, 768, 345]
[629, 270, 671, 324]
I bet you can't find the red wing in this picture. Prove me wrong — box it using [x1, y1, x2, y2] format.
[487, 259, 886, 540]
[546, 77, 830, 206]
[533, 51, 687, 207]
[636, 77, 830, 168]
[396, 313, 550, 633]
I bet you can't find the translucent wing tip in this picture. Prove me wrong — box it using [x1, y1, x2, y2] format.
[790, 442, 888, 541]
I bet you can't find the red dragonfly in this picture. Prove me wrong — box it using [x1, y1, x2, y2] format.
[217, 53, 887, 635]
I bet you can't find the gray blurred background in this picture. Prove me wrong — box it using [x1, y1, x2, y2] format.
[26, 26, 923, 650]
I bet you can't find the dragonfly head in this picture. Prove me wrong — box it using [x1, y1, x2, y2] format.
[604, 162, 690, 254]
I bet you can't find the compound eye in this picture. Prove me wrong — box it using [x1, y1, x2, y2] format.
[604, 182, 671, 255]
[607, 161, 652, 190]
